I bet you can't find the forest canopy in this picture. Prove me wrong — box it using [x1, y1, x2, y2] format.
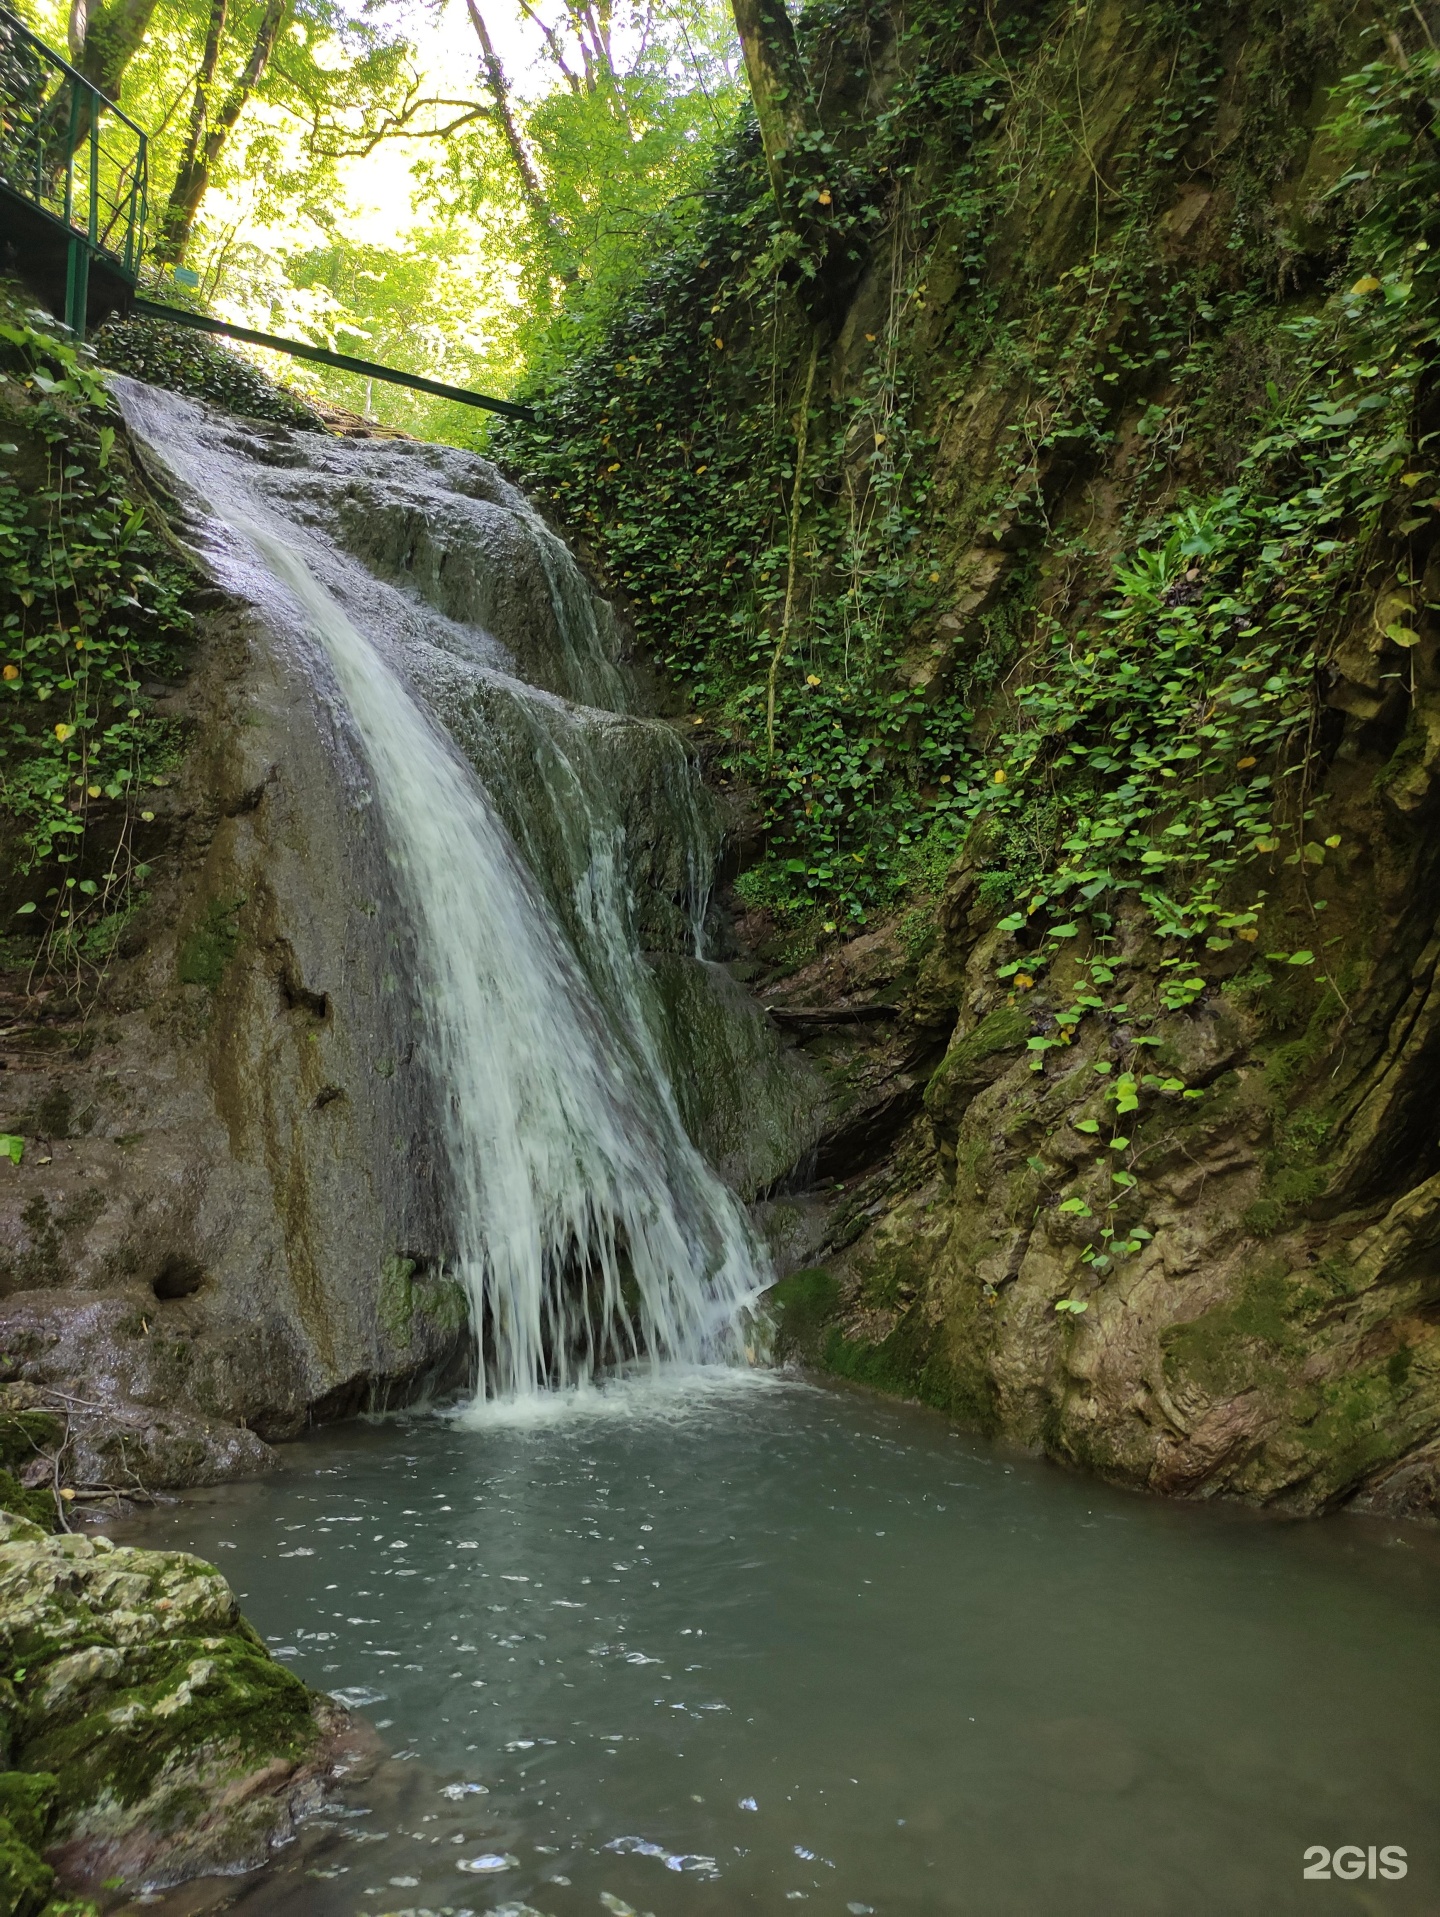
[18, 0, 742, 434]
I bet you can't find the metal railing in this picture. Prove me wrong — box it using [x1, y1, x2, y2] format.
[0, 5, 148, 332]
[131, 298, 537, 421]
[0, 10, 527, 417]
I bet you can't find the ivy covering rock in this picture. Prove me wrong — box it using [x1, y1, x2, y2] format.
[92, 317, 322, 433]
[0, 290, 196, 978]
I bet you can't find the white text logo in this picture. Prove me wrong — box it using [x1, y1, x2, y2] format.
[1304, 1846, 1407, 1881]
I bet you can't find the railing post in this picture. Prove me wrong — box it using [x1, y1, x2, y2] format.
[64, 235, 89, 338]
[62, 69, 78, 229]
[134, 144, 148, 277]
[87, 85, 99, 245]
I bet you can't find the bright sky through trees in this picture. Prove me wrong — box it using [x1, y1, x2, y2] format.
[21, 0, 740, 436]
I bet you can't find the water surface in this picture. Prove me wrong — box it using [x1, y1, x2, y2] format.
[119, 1373, 1440, 1915]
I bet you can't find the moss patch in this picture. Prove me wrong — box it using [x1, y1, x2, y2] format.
[378, 1256, 469, 1348]
[0, 1769, 58, 1917]
[924, 1006, 1032, 1134]
[176, 900, 243, 992]
[766, 1268, 842, 1359]
[1161, 1264, 1300, 1397]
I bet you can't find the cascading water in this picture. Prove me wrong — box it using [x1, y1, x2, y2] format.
[114, 380, 770, 1405]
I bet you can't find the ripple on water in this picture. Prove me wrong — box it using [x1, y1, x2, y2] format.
[113, 1376, 1440, 1917]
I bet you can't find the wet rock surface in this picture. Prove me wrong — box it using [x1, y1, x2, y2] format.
[0, 576, 468, 1471]
[761, 777, 1440, 1520]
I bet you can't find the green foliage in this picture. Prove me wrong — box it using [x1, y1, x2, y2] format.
[0, 307, 193, 976]
[500, 88, 989, 925]
[501, 0, 1430, 959]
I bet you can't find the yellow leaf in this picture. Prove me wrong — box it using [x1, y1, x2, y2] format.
[1237, 755, 1257, 769]
[86, 785, 100, 799]
[1, 666, 18, 682]
[1015, 974, 1034, 990]
[1324, 834, 1342, 849]
[806, 673, 822, 687]
[713, 338, 724, 351]
[53, 723, 72, 742]
[817, 190, 832, 206]
[1237, 927, 1259, 942]
[1350, 275, 1382, 296]
[993, 769, 1007, 785]
[1400, 472, 1425, 487]
[140, 809, 155, 822]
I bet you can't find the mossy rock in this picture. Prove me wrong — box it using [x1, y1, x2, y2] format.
[923, 1006, 1031, 1134]
[766, 1268, 842, 1359]
[0, 1769, 58, 1917]
[0, 1517, 325, 1892]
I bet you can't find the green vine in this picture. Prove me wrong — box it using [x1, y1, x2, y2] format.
[501, 2, 1432, 977]
[0, 310, 194, 980]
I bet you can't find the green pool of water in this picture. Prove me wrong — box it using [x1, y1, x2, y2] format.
[118, 1370, 1440, 1915]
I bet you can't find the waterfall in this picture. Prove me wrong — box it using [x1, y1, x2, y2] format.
[114, 381, 768, 1405]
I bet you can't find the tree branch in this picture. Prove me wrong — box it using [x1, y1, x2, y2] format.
[464, 0, 574, 274]
[516, 0, 583, 95]
[306, 91, 492, 159]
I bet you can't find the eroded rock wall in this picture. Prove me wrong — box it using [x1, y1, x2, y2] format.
[750, 0, 1440, 1519]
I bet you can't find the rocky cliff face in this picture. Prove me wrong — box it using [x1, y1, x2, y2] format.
[503, 0, 1440, 1517]
[0, 469, 465, 1480]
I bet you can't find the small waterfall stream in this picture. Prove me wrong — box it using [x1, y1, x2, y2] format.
[114, 382, 770, 1404]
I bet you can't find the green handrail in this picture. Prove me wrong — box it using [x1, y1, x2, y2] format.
[131, 299, 536, 422]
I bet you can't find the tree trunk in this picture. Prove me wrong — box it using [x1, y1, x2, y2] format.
[154, 0, 288, 265]
[729, 0, 812, 209]
[58, 0, 160, 159]
[75, 0, 160, 99]
[66, 0, 88, 63]
[154, 0, 228, 261]
[464, 0, 575, 276]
